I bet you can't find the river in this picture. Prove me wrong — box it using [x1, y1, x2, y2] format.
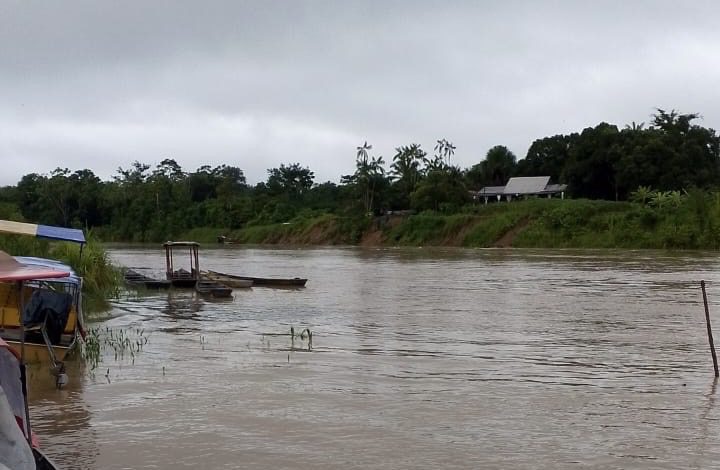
[24, 246, 720, 469]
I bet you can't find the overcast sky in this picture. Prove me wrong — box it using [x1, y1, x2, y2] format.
[1, 0, 719, 186]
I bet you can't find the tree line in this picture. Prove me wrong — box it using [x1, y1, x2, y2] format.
[0, 109, 717, 242]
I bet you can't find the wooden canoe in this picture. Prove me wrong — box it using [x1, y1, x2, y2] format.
[207, 270, 307, 287]
[195, 280, 233, 298]
[201, 271, 252, 288]
[124, 269, 171, 289]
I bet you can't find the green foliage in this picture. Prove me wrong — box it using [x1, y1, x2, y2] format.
[462, 213, 521, 246]
[466, 145, 518, 188]
[411, 166, 469, 212]
[50, 237, 122, 311]
[0, 236, 50, 257]
[2, 107, 720, 249]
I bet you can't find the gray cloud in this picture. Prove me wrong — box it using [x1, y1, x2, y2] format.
[2, 0, 720, 185]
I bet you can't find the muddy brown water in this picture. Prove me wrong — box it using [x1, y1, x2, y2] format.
[22, 246, 720, 469]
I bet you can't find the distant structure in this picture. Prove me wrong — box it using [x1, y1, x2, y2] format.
[472, 176, 567, 204]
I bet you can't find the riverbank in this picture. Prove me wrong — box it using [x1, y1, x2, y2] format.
[178, 198, 720, 250]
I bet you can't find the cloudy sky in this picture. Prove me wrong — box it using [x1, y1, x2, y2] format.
[1, 0, 719, 186]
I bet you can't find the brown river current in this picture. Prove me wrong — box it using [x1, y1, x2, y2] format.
[22, 247, 720, 469]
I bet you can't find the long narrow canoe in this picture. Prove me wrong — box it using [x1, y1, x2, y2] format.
[201, 271, 252, 288]
[124, 269, 171, 289]
[207, 270, 307, 287]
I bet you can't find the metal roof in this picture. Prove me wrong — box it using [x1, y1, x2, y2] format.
[503, 177, 551, 195]
[475, 178, 567, 198]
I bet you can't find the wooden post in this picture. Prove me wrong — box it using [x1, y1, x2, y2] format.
[701, 280, 719, 377]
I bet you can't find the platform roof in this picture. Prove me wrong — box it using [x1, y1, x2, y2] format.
[0, 220, 85, 244]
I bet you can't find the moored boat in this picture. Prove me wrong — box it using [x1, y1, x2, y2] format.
[200, 270, 252, 288]
[0, 258, 71, 469]
[0, 220, 87, 365]
[0, 253, 85, 365]
[124, 269, 171, 289]
[195, 279, 233, 298]
[0, 252, 85, 364]
[207, 270, 307, 287]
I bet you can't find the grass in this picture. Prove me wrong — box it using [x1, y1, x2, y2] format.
[50, 237, 122, 313]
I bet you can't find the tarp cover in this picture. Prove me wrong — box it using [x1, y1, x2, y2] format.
[22, 290, 73, 345]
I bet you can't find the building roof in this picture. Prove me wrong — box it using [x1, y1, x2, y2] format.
[473, 177, 567, 198]
[503, 176, 551, 195]
[475, 186, 506, 196]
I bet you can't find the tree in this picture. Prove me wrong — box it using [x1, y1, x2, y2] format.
[68, 169, 104, 227]
[188, 165, 218, 202]
[390, 144, 426, 208]
[342, 142, 388, 215]
[516, 135, 574, 182]
[484, 146, 517, 186]
[44, 168, 73, 226]
[411, 165, 468, 212]
[266, 163, 315, 196]
[563, 122, 623, 200]
[434, 138, 456, 167]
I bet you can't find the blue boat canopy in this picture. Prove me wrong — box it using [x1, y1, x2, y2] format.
[0, 220, 85, 245]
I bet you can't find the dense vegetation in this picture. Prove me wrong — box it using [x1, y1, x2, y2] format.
[0, 109, 718, 249]
[0, 235, 120, 312]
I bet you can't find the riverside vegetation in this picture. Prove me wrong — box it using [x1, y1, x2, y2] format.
[0, 234, 121, 313]
[0, 108, 719, 250]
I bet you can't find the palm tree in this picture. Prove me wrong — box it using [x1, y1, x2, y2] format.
[391, 144, 425, 193]
[357, 141, 372, 166]
[352, 141, 386, 214]
[366, 156, 386, 214]
[434, 138, 456, 167]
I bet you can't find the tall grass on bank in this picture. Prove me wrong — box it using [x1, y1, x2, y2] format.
[51, 238, 122, 312]
[0, 233, 122, 315]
